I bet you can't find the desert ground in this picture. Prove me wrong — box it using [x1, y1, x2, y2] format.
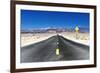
[21, 32, 89, 47]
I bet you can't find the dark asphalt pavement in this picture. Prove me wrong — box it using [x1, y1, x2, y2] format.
[21, 35, 89, 63]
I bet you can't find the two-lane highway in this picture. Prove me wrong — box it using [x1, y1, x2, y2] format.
[21, 35, 89, 63]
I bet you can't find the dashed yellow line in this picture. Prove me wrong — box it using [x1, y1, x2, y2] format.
[56, 48, 60, 55]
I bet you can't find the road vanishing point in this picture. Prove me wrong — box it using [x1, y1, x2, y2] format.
[21, 35, 89, 63]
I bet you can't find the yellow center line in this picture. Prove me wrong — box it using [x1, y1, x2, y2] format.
[56, 48, 60, 55]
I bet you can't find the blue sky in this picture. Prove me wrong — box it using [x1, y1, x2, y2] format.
[21, 10, 90, 30]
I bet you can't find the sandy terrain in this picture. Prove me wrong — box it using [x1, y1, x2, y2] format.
[59, 32, 89, 46]
[21, 32, 89, 47]
[21, 33, 57, 47]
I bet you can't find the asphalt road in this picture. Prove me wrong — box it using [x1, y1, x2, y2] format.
[21, 35, 89, 63]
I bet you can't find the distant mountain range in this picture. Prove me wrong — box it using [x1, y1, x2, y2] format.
[21, 27, 89, 33]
